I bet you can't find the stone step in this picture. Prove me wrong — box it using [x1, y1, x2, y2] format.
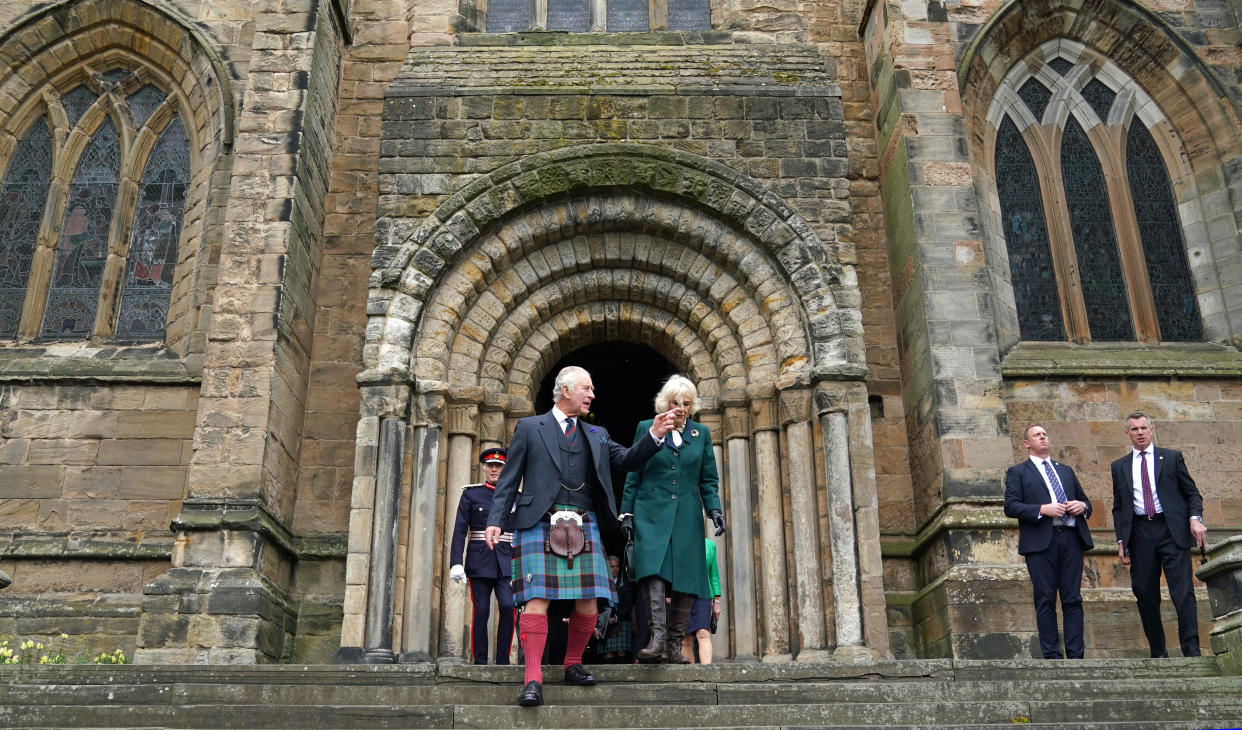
[6, 697, 1241, 729]
[3, 675, 1239, 707]
[1, 659, 1237, 729]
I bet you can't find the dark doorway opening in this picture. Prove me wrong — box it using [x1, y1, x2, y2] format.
[537, 341, 676, 553]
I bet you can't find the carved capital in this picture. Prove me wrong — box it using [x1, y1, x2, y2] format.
[778, 387, 813, 426]
[748, 383, 779, 432]
[358, 384, 410, 420]
[722, 388, 750, 440]
[696, 410, 723, 444]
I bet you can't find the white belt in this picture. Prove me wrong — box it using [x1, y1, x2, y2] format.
[469, 530, 510, 542]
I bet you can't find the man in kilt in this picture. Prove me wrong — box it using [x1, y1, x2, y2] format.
[484, 365, 676, 707]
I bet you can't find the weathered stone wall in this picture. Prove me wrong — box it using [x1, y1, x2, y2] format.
[862, 0, 1242, 659]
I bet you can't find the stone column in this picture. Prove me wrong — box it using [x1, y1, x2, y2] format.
[722, 391, 757, 659]
[399, 388, 447, 662]
[780, 383, 829, 660]
[478, 392, 510, 663]
[439, 390, 482, 660]
[334, 381, 411, 664]
[750, 384, 791, 661]
[816, 374, 889, 661]
[698, 410, 730, 660]
[362, 416, 406, 663]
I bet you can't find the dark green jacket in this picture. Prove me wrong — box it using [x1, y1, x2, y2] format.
[620, 419, 722, 598]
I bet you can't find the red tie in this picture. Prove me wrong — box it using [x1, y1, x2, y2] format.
[1140, 451, 1156, 517]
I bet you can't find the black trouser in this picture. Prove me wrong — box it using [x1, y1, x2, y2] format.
[469, 577, 515, 664]
[1024, 527, 1085, 658]
[1129, 515, 1199, 657]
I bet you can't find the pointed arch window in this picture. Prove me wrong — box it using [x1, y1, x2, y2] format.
[0, 70, 190, 343]
[992, 53, 1204, 344]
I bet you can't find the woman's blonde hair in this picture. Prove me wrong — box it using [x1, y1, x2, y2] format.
[653, 374, 697, 414]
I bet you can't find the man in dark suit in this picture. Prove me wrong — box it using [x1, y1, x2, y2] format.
[1004, 424, 1093, 659]
[449, 447, 514, 664]
[1111, 412, 1207, 657]
[484, 365, 675, 707]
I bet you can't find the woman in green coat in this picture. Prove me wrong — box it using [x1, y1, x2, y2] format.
[620, 375, 726, 663]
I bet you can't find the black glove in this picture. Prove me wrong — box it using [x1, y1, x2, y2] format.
[708, 509, 726, 537]
[620, 514, 634, 542]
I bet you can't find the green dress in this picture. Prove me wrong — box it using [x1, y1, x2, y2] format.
[620, 419, 722, 598]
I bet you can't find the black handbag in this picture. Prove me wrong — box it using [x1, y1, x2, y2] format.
[709, 608, 719, 634]
[623, 537, 636, 582]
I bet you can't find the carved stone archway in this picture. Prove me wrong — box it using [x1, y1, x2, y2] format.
[340, 144, 888, 664]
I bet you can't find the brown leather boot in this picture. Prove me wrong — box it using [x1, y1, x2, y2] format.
[665, 593, 693, 664]
[636, 578, 667, 663]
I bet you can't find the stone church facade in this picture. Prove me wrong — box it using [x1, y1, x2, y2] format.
[0, 0, 1240, 664]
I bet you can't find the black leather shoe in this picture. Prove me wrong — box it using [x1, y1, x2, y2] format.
[518, 680, 543, 706]
[563, 663, 597, 686]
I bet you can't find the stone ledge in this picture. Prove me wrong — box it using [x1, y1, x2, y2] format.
[0, 345, 200, 384]
[0, 530, 174, 560]
[1000, 342, 1242, 378]
[174, 500, 348, 560]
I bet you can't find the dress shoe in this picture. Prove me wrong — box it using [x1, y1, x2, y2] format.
[563, 663, 597, 686]
[518, 680, 543, 707]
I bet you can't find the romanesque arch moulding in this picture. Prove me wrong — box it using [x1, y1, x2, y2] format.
[958, 0, 1242, 349]
[341, 143, 887, 666]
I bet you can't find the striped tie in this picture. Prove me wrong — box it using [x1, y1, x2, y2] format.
[564, 417, 577, 442]
[1043, 459, 1074, 527]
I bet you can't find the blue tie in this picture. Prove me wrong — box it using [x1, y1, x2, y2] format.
[1042, 460, 1074, 526]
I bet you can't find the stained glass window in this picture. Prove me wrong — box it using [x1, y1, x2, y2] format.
[127, 85, 165, 128]
[996, 116, 1065, 340]
[1081, 79, 1116, 122]
[0, 118, 52, 337]
[61, 86, 98, 128]
[1127, 123, 1204, 341]
[40, 118, 120, 339]
[487, 0, 530, 31]
[547, 0, 590, 31]
[116, 118, 187, 340]
[1048, 57, 1074, 76]
[1018, 78, 1052, 123]
[1061, 116, 1133, 341]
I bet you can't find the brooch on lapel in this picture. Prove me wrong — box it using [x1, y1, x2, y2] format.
[690, 429, 699, 437]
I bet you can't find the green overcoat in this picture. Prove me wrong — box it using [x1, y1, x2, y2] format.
[620, 419, 722, 598]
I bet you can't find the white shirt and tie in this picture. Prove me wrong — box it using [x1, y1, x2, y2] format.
[1029, 454, 1074, 526]
[1129, 447, 1163, 516]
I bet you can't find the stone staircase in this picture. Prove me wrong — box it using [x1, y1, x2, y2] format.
[2, 658, 1240, 729]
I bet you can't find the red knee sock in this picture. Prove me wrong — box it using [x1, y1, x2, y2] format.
[564, 610, 597, 668]
[519, 612, 548, 684]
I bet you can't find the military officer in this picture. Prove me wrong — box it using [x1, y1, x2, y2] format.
[449, 447, 514, 664]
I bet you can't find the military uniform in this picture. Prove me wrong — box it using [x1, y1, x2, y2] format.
[450, 452, 514, 664]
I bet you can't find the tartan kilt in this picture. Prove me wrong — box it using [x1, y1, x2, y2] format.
[601, 621, 633, 654]
[511, 506, 617, 607]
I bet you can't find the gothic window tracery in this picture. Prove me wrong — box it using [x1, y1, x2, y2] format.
[0, 71, 191, 343]
[992, 50, 1203, 344]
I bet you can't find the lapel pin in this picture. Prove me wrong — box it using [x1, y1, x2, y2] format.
[690, 429, 699, 437]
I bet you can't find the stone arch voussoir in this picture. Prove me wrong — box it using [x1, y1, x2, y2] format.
[365, 144, 861, 385]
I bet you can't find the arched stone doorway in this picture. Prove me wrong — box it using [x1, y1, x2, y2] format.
[340, 144, 889, 664]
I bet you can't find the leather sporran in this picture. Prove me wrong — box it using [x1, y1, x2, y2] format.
[546, 511, 587, 567]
